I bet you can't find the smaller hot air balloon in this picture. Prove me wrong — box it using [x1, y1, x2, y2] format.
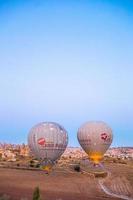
[77, 121, 113, 165]
[28, 122, 68, 172]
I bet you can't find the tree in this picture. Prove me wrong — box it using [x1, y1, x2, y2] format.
[33, 187, 41, 200]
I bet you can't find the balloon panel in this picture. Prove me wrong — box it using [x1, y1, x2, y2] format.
[77, 121, 113, 163]
[28, 122, 68, 163]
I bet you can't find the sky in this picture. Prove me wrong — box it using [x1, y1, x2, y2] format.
[0, 0, 133, 147]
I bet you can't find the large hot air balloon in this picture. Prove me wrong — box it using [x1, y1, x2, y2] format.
[77, 121, 113, 165]
[28, 122, 68, 172]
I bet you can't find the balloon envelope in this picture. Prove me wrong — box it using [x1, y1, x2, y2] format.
[28, 122, 68, 170]
[77, 121, 113, 164]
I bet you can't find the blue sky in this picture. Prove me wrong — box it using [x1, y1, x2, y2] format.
[0, 0, 133, 147]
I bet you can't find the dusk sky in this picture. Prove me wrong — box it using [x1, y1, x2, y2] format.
[0, 0, 133, 147]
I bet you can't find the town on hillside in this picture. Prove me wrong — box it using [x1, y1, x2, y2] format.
[0, 143, 133, 166]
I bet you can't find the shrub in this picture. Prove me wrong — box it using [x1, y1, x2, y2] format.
[74, 165, 80, 172]
[113, 159, 117, 163]
[30, 160, 34, 164]
[0, 194, 10, 200]
[35, 164, 40, 168]
[30, 164, 34, 168]
[119, 160, 127, 164]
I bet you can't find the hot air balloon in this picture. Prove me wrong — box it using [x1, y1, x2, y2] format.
[28, 122, 68, 172]
[77, 121, 113, 165]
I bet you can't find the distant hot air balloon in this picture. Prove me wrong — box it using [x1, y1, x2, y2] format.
[77, 121, 113, 165]
[28, 122, 68, 172]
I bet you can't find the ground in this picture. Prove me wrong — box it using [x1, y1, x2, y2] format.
[0, 167, 120, 200]
[0, 161, 133, 200]
[103, 163, 133, 199]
